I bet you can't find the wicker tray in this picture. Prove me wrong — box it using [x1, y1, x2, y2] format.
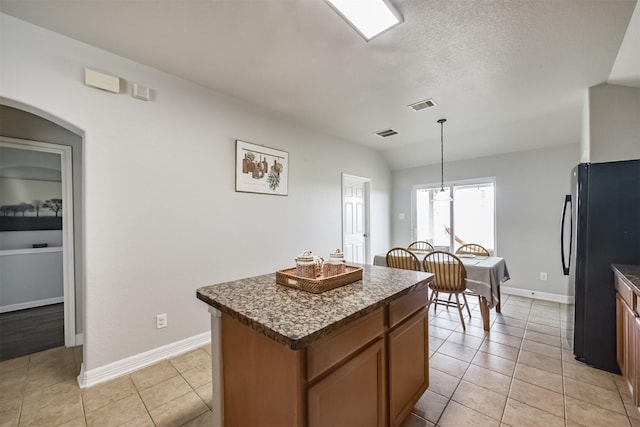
[276, 265, 363, 294]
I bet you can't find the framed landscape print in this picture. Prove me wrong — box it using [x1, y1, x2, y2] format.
[235, 140, 288, 196]
[0, 178, 63, 231]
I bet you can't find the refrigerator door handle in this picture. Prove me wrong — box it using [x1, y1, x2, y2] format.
[561, 194, 572, 275]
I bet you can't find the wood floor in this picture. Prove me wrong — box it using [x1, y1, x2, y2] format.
[0, 303, 64, 361]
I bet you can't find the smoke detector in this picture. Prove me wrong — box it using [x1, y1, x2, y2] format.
[408, 98, 437, 112]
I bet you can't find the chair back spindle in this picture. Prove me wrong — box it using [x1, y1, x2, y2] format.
[407, 241, 435, 252]
[386, 247, 421, 271]
[455, 243, 490, 257]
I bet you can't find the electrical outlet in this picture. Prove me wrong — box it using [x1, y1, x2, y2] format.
[540, 272, 548, 281]
[156, 313, 167, 329]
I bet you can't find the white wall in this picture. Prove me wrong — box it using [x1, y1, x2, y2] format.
[583, 83, 640, 163]
[0, 230, 62, 250]
[0, 248, 63, 312]
[392, 144, 579, 297]
[580, 90, 591, 163]
[0, 14, 391, 372]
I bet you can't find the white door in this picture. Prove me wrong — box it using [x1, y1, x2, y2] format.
[342, 175, 369, 264]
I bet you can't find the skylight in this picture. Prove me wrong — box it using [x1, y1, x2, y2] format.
[325, 0, 402, 41]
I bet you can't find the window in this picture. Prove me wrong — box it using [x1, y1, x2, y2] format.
[413, 179, 496, 254]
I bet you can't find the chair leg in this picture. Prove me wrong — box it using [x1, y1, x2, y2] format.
[428, 290, 436, 309]
[433, 291, 439, 314]
[462, 293, 471, 318]
[454, 293, 466, 331]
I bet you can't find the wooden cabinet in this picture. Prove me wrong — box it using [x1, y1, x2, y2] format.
[615, 272, 638, 406]
[636, 317, 640, 408]
[388, 307, 429, 427]
[625, 301, 636, 397]
[308, 339, 386, 427]
[309, 282, 429, 427]
[617, 293, 636, 395]
[617, 293, 626, 372]
[220, 282, 430, 426]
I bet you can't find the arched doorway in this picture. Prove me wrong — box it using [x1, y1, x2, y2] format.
[0, 101, 84, 362]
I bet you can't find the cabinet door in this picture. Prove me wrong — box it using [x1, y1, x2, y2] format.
[625, 301, 636, 397]
[307, 338, 386, 427]
[635, 317, 640, 408]
[388, 307, 429, 427]
[617, 293, 626, 373]
[617, 293, 637, 395]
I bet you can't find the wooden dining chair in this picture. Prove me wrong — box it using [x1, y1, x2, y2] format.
[407, 241, 435, 252]
[455, 243, 490, 257]
[423, 251, 471, 330]
[386, 247, 421, 271]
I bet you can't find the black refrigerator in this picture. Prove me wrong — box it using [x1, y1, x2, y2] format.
[561, 159, 640, 374]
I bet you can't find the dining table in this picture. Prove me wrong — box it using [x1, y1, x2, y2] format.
[373, 251, 510, 331]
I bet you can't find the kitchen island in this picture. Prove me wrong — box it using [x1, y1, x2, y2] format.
[196, 264, 433, 427]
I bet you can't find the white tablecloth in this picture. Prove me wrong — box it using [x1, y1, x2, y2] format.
[372, 254, 510, 309]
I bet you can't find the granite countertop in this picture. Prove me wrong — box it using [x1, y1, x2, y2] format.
[196, 264, 432, 350]
[612, 264, 640, 295]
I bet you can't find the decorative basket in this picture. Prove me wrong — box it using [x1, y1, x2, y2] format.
[276, 265, 363, 294]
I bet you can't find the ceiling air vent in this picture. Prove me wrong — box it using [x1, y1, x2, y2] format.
[408, 98, 437, 112]
[375, 129, 399, 138]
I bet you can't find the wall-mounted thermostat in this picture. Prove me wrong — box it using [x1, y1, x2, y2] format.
[84, 68, 120, 93]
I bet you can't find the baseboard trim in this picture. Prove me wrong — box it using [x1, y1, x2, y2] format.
[0, 297, 64, 313]
[77, 331, 211, 388]
[501, 286, 574, 305]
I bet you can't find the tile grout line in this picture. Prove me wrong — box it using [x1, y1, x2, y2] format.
[523, 301, 571, 425]
[74, 349, 90, 427]
[499, 297, 533, 426]
[431, 295, 508, 425]
[429, 296, 481, 426]
[129, 372, 155, 426]
[174, 361, 210, 426]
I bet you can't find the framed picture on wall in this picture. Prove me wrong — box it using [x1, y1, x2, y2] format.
[235, 140, 288, 196]
[0, 178, 63, 231]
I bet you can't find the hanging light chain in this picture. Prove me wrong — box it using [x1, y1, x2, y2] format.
[437, 118, 447, 192]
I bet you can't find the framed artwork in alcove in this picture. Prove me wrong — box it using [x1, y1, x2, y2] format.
[0, 178, 63, 231]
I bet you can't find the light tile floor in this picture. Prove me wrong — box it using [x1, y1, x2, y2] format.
[1, 344, 214, 426]
[1, 295, 639, 426]
[404, 294, 640, 427]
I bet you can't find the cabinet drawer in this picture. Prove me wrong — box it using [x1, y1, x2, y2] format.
[615, 274, 637, 311]
[389, 282, 430, 328]
[307, 308, 384, 381]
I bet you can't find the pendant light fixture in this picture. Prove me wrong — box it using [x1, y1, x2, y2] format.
[434, 118, 452, 202]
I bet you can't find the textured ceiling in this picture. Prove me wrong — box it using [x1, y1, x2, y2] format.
[0, 0, 637, 170]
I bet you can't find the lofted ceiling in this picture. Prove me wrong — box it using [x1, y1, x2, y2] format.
[0, 0, 638, 170]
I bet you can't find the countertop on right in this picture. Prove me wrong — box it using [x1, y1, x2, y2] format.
[612, 264, 640, 294]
